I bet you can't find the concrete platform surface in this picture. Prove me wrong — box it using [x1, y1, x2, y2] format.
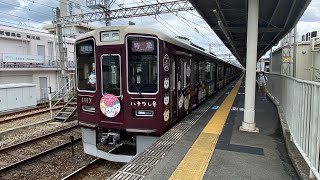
[145, 80, 299, 180]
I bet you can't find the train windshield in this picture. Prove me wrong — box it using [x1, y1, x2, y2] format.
[127, 36, 158, 93]
[101, 55, 121, 96]
[76, 39, 96, 91]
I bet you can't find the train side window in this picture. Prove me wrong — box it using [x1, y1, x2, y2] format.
[211, 63, 216, 81]
[190, 60, 195, 90]
[205, 63, 211, 81]
[217, 64, 223, 81]
[180, 60, 186, 89]
[200, 62, 206, 83]
[170, 61, 175, 90]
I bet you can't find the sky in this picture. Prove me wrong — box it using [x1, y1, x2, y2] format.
[0, 0, 319, 63]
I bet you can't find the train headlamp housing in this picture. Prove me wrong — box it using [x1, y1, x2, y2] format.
[101, 31, 120, 42]
[82, 105, 95, 113]
[135, 110, 154, 117]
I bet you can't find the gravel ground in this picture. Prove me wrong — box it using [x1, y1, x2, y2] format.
[0, 106, 62, 121]
[0, 143, 94, 179]
[0, 120, 78, 149]
[0, 143, 124, 180]
[76, 160, 125, 179]
[0, 107, 124, 179]
[0, 110, 59, 132]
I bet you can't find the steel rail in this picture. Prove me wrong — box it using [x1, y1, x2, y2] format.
[0, 126, 81, 174]
[61, 158, 102, 180]
[0, 106, 62, 124]
[0, 138, 82, 174]
[0, 125, 79, 152]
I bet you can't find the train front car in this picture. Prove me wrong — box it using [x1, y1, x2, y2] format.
[76, 26, 164, 162]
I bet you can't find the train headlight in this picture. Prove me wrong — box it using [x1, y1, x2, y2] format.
[135, 110, 154, 117]
[82, 105, 95, 113]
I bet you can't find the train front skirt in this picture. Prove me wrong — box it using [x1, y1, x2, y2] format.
[81, 127, 159, 162]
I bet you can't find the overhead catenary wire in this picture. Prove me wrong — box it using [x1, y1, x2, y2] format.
[131, 0, 183, 37]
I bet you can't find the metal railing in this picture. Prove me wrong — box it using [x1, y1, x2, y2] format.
[48, 79, 75, 119]
[267, 73, 320, 179]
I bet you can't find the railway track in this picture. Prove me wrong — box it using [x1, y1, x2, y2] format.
[62, 158, 124, 180]
[0, 105, 62, 125]
[0, 125, 81, 174]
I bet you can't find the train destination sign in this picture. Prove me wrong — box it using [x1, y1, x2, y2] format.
[79, 44, 93, 54]
[131, 40, 154, 52]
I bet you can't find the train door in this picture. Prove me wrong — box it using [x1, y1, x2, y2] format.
[100, 54, 123, 123]
[170, 59, 177, 121]
[177, 55, 191, 116]
[190, 58, 199, 107]
[210, 63, 216, 95]
[217, 62, 223, 89]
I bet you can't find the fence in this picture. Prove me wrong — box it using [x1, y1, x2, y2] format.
[48, 79, 75, 119]
[267, 73, 320, 179]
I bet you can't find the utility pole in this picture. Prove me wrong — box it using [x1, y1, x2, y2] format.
[56, 7, 68, 102]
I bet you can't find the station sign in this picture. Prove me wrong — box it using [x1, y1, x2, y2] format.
[2, 53, 43, 64]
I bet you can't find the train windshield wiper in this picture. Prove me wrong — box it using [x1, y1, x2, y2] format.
[130, 82, 142, 95]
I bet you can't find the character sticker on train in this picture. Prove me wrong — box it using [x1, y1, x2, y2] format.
[164, 77, 169, 89]
[163, 109, 170, 121]
[178, 94, 184, 109]
[164, 94, 169, 105]
[163, 54, 170, 71]
[100, 94, 121, 118]
[184, 94, 190, 110]
[88, 71, 96, 85]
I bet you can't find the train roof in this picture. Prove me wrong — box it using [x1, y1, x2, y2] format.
[76, 26, 237, 67]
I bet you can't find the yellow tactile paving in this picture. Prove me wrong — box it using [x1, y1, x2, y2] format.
[169, 78, 243, 180]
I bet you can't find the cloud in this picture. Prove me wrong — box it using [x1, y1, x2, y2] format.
[1, 0, 318, 63]
[300, 1, 320, 22]
[297, 21, 320, 38]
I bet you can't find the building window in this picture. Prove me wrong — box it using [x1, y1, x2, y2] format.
[37, 45, 45, 59]
[11, 32, 16, 37]
[0, 31, 4, 35]
[31, 36, 35, 39]
[36, 36, 40, 40]
[5, 32, 10, 36]
[27, 35, 30, 39]
[48, 41, 54, 60]
[17, 33, 21, 38]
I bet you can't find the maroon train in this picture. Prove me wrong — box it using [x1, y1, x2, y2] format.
[75, 26, 242, 162]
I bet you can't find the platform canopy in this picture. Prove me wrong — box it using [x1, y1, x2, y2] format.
[189, 0, 311, 66]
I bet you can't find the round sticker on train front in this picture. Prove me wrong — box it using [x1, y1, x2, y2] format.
[100, 94, 121, 118]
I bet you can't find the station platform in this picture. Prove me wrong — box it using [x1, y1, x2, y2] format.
[110, 77, 299, 180]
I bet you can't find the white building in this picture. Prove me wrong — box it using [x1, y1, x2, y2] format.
[43, 0, 95, 39]
[43, 23, 95, 39]
[0, 24, 76, 107]
[271, 36, 320, 82]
